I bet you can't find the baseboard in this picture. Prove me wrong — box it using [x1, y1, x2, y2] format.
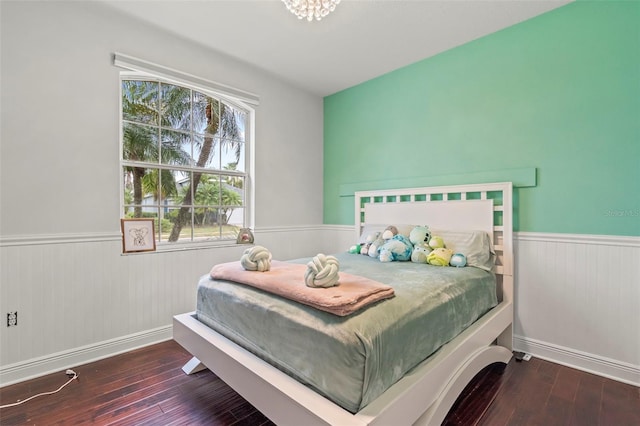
[0, 325, 172, 387]
[513, 335, 640, 386]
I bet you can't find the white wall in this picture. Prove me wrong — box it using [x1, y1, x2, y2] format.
[0, 0, 324, 384]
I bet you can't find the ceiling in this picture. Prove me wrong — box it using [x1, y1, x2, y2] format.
[101, 0, 572, 97]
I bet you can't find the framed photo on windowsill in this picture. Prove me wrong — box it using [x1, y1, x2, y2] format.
[121, 218, 156, 253]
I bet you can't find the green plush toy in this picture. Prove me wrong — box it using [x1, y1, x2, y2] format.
[427, 247, 454, 266]
[409, 225, 432, 263]
[428, 235, 446, 249]
[409, 225, 431, 246]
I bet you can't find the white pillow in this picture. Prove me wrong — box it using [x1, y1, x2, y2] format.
[431, 229, 495, 271]
[358, 223, 415, 244]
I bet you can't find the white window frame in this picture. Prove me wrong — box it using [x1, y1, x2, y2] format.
[116, 56, 256, 251]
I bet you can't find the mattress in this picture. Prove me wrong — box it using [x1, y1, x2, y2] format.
[195, 252, 497, 413]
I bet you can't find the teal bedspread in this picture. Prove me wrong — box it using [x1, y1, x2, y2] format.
[196, 252, 497, 413]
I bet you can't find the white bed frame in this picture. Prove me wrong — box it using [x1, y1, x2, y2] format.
[173, 182, 514, 425]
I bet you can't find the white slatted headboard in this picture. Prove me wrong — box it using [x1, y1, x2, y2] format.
[354, 182, 513, 302]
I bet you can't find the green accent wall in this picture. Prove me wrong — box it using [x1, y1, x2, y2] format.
[323, 1, 640, 236]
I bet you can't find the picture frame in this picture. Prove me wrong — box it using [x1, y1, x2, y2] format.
[121, 218, 156, 253]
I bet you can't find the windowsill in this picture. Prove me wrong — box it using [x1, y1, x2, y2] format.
[121, 241, 253, 255]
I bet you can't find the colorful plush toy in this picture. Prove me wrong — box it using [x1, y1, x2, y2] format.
[427, 247, 454, 266]
[348, 244, 361, 254]
[428, 235, 446, 249]
[381, 225, 399, 240]
[368, 225, 399, 259]
[379, 234, 413, 262]
[409, 225, 431, 246]
[360, 231, 380, 256]
[411, 244, 432, 263]
[450, 253, 467, 267]
[368, 235, 386, 259]
[409, 225, 432, 263]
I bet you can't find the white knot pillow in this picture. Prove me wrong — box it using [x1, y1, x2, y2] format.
[305, 254, 340, 288]
[240, 246, 272, 272]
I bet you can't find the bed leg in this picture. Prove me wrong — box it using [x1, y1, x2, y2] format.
[182, 356, 207, 375]
[497, 323, 513, 351]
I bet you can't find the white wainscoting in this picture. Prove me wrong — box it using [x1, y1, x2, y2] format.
[514, 232, 640, 386]
[2, 228, 638, 387]
[0, 226, 332, 386]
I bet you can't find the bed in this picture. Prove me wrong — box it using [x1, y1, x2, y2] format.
[173, 181, 514, 425]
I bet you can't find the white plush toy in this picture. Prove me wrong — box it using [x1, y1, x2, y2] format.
[360, 231, 380, 256]
[409, 225, 432, 263]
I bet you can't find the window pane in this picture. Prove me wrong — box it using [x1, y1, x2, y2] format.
[194, 217, 220, 240]
[122, 123, 158, 162]
[223, 105, 246, 143]
[221, 176, 243, 207]
[193, 134, 220, 169]
[226, 207, 244, 234]
[166, 170, 191, 207]
[165, 206, 193, 241]
[193, 173, 220, 207]
[161, 129, 192, 167]
[236, 145, 245, 173]
[193, 92, 216, 137]
[123, 167, 160, 217]
[221, 140, 243, 172]
[161, 83, 191, 131]
[122, 80, 158, 125]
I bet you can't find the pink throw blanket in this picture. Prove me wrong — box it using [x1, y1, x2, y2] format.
[210, 260, 395, 316]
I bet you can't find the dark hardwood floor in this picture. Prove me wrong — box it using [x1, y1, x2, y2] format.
[1, 340, 638, 425]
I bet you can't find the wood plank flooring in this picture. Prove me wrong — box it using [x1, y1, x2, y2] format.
[1, 340, 638, 425]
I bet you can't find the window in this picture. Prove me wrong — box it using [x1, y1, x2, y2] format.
[120, 75, 252, 247]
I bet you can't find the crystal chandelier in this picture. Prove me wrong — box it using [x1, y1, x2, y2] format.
[282, 0, 341, 22]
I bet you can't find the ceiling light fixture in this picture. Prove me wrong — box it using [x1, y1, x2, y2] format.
[282, 0, 341, 22]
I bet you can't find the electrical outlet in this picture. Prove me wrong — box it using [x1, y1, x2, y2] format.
[7, 311, 18, 327]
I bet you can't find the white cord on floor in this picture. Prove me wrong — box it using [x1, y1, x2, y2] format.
[0, 370, 78, 409]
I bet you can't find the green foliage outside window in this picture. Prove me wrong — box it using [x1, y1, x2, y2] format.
[121, 78, 248, 244]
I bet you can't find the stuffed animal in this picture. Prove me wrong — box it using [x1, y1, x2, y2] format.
[409, 225, 431, 246]
[368, 235, 386, 259]
[450, 253, 467, 267]
[427, 247, 454, 266]
[381, 225, 399, 240]
[369, 225, 400, 259]
[348, 244, 361, 254]
[411, 243, 432, 263]
[409, 225, 432, 263]
[360, 231, 380, 256]
[379, 234, 413, 262]
[428, 235, 446, 249]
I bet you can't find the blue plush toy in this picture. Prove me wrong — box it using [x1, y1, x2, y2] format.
[379, 234, 413, 262]
[449, 253, 467, 267]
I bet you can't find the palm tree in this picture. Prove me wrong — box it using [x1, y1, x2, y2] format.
[223, 162, 244, 189]
[122, 122, 156, 218]
[122, 80, 192, 218]
[168, 98, 243, 241]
